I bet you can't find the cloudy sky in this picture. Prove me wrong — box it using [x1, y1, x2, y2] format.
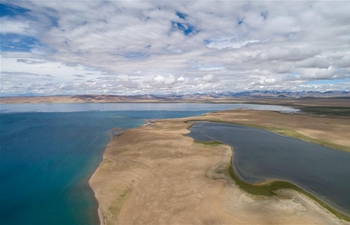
[1, 0, 350, 95]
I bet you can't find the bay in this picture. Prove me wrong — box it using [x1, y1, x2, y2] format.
[188, 121, 350, 217]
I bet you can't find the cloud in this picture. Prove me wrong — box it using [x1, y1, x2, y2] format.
[202, 74, 219, 83]
[16, 58, 46, 64]
[205, 37, 261, 50]
[0, 17, 32, 35]
[297, 66, 343, 80]
[337, 55, 350, 68]
[193, 65, 225, 71]
[177, 76, 184, 82]
[252, 46, 317, 62]
[272, 63, 294, 74]
[1, 57, 103, 83]
[1, 0, 350, 95]
[141, 75, 185, 89]
[295, 57, 329, 69]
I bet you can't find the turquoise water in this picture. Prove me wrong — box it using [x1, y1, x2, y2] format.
[188, 122, 350, 217]
[0, 110, 212, 225]
[0, 103, 298, 225]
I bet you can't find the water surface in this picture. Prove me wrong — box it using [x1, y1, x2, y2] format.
[0, 110, 211, 225]
[0, 103, 298, 225]
[188, 121, 350, 216]
[0, 103, 298, 113]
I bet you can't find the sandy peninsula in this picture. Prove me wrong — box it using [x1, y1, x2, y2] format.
[90, 109, 350, 225]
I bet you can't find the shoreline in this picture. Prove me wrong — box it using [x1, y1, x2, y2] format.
[88, 171, 104, 225]
[227, 146, 350, 221]
[190, 120, 350, 220]
[197, 139, 350, 222]
[185, 109, 350, 152]
[90, 109, 350, 224]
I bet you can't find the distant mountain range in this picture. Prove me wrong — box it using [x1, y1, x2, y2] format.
[138, 90, 350, 99]
[1, 90, 349, 105]
[188, 90, 350, 98]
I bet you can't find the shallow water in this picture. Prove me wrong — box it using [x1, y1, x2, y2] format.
[188, 121, 350, 216]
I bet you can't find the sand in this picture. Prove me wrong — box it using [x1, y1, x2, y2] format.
[90, 109, 350, 225]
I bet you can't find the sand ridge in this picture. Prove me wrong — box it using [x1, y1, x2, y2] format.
[90, 110, 350, 225]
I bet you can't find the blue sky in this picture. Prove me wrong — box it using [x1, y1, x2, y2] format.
[0, 1, 350, 95]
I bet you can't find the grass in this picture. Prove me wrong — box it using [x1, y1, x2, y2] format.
[194, 140, 222, 146]
[107, 187, 132, 223]
[299, 106, 350, 117]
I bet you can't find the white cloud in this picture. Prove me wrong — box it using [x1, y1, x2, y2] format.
[1, 0, 350, 95]
[142, 75, 183, 88]
[202, 74, 219, 83]
[337, 55, 350, 68]
[206, 37, 261, 50]
[0, 17, 33, 35]
[296, 57, 329, 69]
[177, 76, 185, 82]
[273, 63, 294, 74]
[252, 46, 317, 62]
[264, 16, 300, 34]
[259, 77, 277, 85]
[1, 57, 103, 83]
[297, 66, 343, 79]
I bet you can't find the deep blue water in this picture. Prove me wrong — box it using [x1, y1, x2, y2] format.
[188, 122, 350, 217]
[0, 103, 298, 225]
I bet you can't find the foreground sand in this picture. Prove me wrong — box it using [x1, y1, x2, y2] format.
[91, 110, 350, 225]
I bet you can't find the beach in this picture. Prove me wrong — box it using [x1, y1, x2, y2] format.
[90, 109, 350, 225]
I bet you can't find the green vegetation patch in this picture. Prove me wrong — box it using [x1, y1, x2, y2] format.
[226, 163, 350, 222]
[299, 106, 350, 117]
[108, 187, 132, 222]
[194, 140, 222, 146]
[195, 138, 350, 221]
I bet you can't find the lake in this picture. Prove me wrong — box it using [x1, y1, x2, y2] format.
[0, 103, 297, 225]
[188, 121, 350, 217]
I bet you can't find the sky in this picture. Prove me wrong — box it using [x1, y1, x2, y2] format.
[1, 0, 350, 96]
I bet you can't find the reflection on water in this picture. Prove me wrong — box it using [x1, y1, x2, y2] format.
[188, 121, 350, 216]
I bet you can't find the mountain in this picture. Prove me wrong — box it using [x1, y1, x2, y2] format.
[1, 91, 349, 105]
